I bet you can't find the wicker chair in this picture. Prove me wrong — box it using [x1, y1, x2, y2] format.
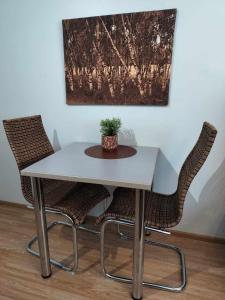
[100, 122, 217, 292]
[3, 115, 109, 273]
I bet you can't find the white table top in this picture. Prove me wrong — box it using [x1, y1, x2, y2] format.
[21, 142, 159, 191]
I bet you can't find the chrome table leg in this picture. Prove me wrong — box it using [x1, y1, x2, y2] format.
[31, 177, 51, 278]
[132, 189, 145, 300]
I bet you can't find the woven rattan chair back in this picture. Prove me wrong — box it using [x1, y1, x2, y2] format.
[175, 122, 217, 223]
[3, 115, 54, 170]
[3, 115, 54, 204]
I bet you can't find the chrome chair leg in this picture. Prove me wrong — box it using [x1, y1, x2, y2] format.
[101, 218, 133, 284]
[117, 223, 131, 240]
[27, 218, 78, 273]
[26, 205, 101, 273]
[71, 223, 78, 274]
[101, 218, 187, 292]
[117, 224, 157, 240]
[142, 239, 186, 292]
[78, 224, 100, 235]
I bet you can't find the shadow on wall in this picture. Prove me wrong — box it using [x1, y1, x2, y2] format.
[0, 122, 24, 203]
[154, 150, 225, 239]
[118, 129, 137, 146]
[198, 158, 225, 238]
[52, 129, 62, 151]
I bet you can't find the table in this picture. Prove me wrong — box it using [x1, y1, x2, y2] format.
[21, 142, 159, 299]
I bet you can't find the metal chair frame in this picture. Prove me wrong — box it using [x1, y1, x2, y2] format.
[100, 217, 187, 293]
[26, 206, 100, 273]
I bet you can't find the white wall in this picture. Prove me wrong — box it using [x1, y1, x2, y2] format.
[0, 0, 225, 238]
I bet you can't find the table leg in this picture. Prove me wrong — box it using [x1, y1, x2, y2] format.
[132, 189, 145, 299]
[31, 177, 51, 278]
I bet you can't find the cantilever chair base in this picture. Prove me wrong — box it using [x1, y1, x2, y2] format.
[27, 206, 79, 273]
[26, 206, 101, 273]
[101, 218, 187, 293]
[27, 220, 77, 273]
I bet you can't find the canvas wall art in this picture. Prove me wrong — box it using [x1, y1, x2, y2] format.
[62, 9, 176, 105]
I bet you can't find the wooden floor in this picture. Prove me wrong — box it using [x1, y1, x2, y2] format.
[0, 203, 225, 300]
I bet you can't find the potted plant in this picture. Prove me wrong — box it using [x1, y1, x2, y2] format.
[100, 117, 121, 151]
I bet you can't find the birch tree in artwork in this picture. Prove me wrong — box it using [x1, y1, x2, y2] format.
[62, 9, 176, 105]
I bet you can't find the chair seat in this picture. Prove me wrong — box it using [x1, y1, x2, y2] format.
[21, 176, 109, 225]
[53, 182, 109, 225]
[102, 187, 179, 229]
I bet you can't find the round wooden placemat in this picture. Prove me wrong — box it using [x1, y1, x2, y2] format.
[85, 145, 137, 159]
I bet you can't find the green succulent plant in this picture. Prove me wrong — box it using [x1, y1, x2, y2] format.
[100, 118, 121, 136]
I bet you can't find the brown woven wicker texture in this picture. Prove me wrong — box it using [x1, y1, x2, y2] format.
[102, 122, 217, 229]
[3, 115, 109, 225]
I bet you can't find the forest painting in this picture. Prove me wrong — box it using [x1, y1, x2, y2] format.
[62, 9, 176, 105]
